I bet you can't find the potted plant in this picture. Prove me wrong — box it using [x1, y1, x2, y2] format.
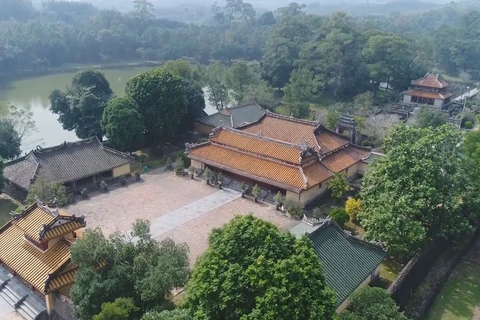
[217, 173, 224, 189]
[188, 166, 196, 179]
[329, 208, 349, 227]
[166, 157, 174, 171]
[273, 191, 284, 210]
[252, 184, 261, 203]
[120, 176, 127, 186]
[134, 170, 141, 181]
[204, 168, 213, 185]
[100, 180, 108, 192]
[67, 193, 75, 204]
[173, 158, 185, 176]
[240, 183, 248, 197]
[80, 188, 88, 199]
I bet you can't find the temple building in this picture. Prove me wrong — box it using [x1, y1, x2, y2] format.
[0, 201, 86, 319]
[194, 103, 266, 135]
[403, 73, 453, 108]
[3, 137, 133, 201]
[188, 112, 375, 205]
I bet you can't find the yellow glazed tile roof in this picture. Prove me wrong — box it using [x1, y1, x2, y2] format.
[0, 204, 84, 293]
[190, 144, 307, 190]
[321, 146, 370, 173]
[0, 223, 72, 292]
[210, 128, 306, 164]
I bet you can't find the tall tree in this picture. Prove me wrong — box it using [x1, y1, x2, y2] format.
[133, 0, 155, 21]
[360, 125, 480, 259]
[204, 62, 230, 110]
[50, 69, 113, 140]
[283, 68, 314, 102]
[227, 62, 260, 103]
[125, 68, 188, 145]
[464, 130, 480, 169]
[185, 215, 336, 320]
[71, 220, 190, 320]
[102, 97, 144, 152]
[142, 309, 193, 320]
[0, 119, 21, 160]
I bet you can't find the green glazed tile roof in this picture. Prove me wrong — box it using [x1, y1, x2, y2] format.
[308, 220, 386, 305]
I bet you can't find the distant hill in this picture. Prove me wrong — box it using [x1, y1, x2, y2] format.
[306, 0, 441, 15]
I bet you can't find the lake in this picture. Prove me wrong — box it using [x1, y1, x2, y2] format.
[0, 66, 217, 152]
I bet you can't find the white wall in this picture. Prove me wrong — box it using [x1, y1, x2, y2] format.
[403, 95, 412, 103]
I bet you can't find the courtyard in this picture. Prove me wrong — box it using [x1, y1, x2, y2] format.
[67, 168, 298, 265]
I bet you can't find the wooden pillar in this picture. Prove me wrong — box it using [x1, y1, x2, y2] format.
[45, 293, 55, 316]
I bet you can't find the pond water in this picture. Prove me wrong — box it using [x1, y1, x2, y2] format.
[0, 66, 217, 152]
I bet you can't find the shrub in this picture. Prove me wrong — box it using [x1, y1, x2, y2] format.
[345, 198, 362, 222]
[465, 120, 474, 129]
[240, 183, 248, 193]
[328, 173, 350, 201]
[100, 180, 108, 192]
[329, 208, 349, 226]
[284, 198, 304, 218]
[204, 168, 213, 181]
[273, 191, 284, 204]
[188, 166, 196, 174]
[81, 188, 88, 199]
[174, 157, 185, 172]
[217, 173, 224, 183]
[252, 184, 261, 200]
[68, 193, 75, 204]
[166, 157, 174, 170]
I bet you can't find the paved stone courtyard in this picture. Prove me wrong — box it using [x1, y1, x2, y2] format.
[67, 169, 297, 265]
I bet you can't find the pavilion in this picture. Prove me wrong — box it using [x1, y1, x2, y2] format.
[403, 73, 454, 108]
[0, 200, 86, 319]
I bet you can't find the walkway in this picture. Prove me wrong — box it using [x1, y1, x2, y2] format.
[148, 188, 241, 239]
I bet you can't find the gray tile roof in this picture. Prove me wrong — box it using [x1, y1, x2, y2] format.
[362, 152, 384, 164]
[4, 137, 133, 190]
[227, 103, 266, 127]
[308, 220, 386, 305]
[197, 113, 233, 128]
[196, 103, 265, 129]
[3, 154, 38, 190]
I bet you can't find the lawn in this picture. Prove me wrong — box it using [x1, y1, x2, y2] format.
[425, 239, 480, 320]
[0, 198, 17, 226]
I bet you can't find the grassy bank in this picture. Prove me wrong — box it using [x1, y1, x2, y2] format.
[425, 239, 480, 320]
[0, 198, 17, 226]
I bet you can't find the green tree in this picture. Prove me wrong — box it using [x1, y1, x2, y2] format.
[185, 215, 336, 320]
[0, 119, 21, 160]
[283, 68, 314, 103]
[133, 0, 155, 21]
[360, 125, 480, 259]
[162, 61, 206, 132]
[415, 106, 447, 128]
[50, 69, 113, 140]
[71, 220, 190, 320]
[327, 173, 349, 201]
[362, 33, 416, 93]
[227, 62, 260, 103]
[102, 97, 144, 152]
[341, 287, 407, 320]
[204, 62, 230, 110]
[326, 110, 340, 130]
[26, 171, 68, 206]
[93, 298, 139, 320]
[464, 130, 480, 168]
[142, 309, 193, 320]
[126, 68, 188, 145]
